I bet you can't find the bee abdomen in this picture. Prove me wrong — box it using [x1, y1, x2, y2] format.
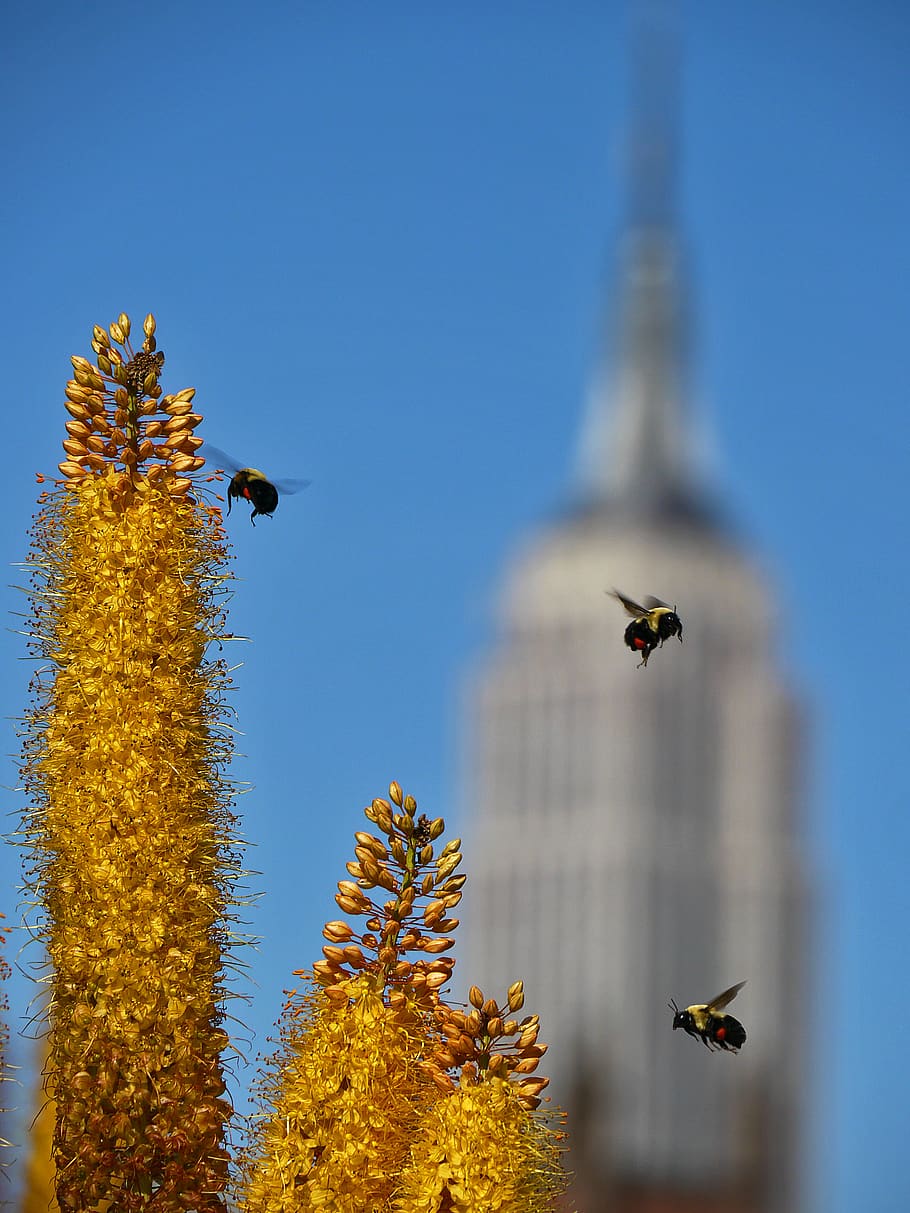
[712, 1015, 746, 1050]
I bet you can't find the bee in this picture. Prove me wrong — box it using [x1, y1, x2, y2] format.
[609, 590, 683, 667]
[669, 980, 747, 1052]
[204, 445, 311, 525]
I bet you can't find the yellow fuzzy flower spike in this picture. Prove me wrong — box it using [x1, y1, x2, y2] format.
[393, 1073, 567, 1213]
[237, 784, 569, 1213]
[20, 314, 244, 1211]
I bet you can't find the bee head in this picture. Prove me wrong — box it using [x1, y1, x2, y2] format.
[668, 998, 685, 1030]
[667, 610, 683, 641]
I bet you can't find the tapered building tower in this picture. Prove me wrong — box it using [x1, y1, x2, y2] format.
[461, 23, 810, 1213]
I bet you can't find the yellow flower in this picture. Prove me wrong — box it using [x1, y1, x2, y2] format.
[21, 315, 241, 1211]
[239, 977, 432, 1213]
[237, 786, 569, 1212]
[394, 1073, 567, 1213]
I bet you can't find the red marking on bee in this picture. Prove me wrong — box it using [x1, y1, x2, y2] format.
[633, 637, 647, 650]
[243, 487, 251, 500]
[715, 1026, 726, 1041]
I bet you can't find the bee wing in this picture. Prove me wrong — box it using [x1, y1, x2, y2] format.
[705, 981, 747, 1013]
[643, 595, 671, 610]
[272, 478, 312, 496]
[609, 589, 648, 619]
[200, 443, 243, 475]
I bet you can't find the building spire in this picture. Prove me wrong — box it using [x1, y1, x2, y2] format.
[575, 4, 711, 523]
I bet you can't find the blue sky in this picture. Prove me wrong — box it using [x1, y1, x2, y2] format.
[1, 2, 908, 1209]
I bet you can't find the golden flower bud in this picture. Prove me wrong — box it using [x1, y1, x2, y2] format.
[57, 460, 86, 479]
[335, 894, 363, 915]
[169, 476, 193, 494]
[487, 1052, 506, 1073]
[322, 921, 354, 942]
[507, 981, 525, 1011]
[420, 937, 454, 954]
[403, 794, 417, 812]
[482, 998, 499, 1017]
[109, 321, 125, 344]
[62, 438, 87, 458]
[487, 1016, 503, 1037]
[435, 854, 461, 882]
[118, 312, 131, 336]
[375, 867, 398, 893]
[324, 984, 351, 1005]
[428, 817, 445, 840]
[424, 971, 448, 990]
[513, 1057, 540, 1075]
[85, 453, 108, 472]
[97, 354, 112, 375]
[64, 399, 90, 420]
[389, 781, 403, 806]
[93, 324, 110, 346]
[169, 453, 198, 473]
[65, 419, 91, 439]
[469, 986, 485, 1009]
[162, 414, 191, 435]
[458, 1032, 477, 1056]
[65, 381, 89, 403]
[353, 832, 387, 858]
[521, 1043, 548, 1060]
[515, 1076, 548, 1097]
[431, 1070, 455, 1094]
[143, 313, 156, 337]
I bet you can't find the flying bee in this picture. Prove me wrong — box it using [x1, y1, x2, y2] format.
[203, 445, 311, 525]
[609, 590, 683, 667]
[669, 981, 747, 1052]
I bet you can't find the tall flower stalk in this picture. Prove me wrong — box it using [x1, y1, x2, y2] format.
[19, 314, 243, 1211]
[238, 783, 567, 1213]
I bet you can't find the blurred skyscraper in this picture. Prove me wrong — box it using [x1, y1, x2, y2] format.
[460, 19, 810, 1213]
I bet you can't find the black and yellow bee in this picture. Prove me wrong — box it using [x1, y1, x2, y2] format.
[609, 590, 683, 667]
[669, 981, 747, 1052]
[204, 445, 311, 525]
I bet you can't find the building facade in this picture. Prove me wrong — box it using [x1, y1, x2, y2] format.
[460, 38, 810, 1213]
